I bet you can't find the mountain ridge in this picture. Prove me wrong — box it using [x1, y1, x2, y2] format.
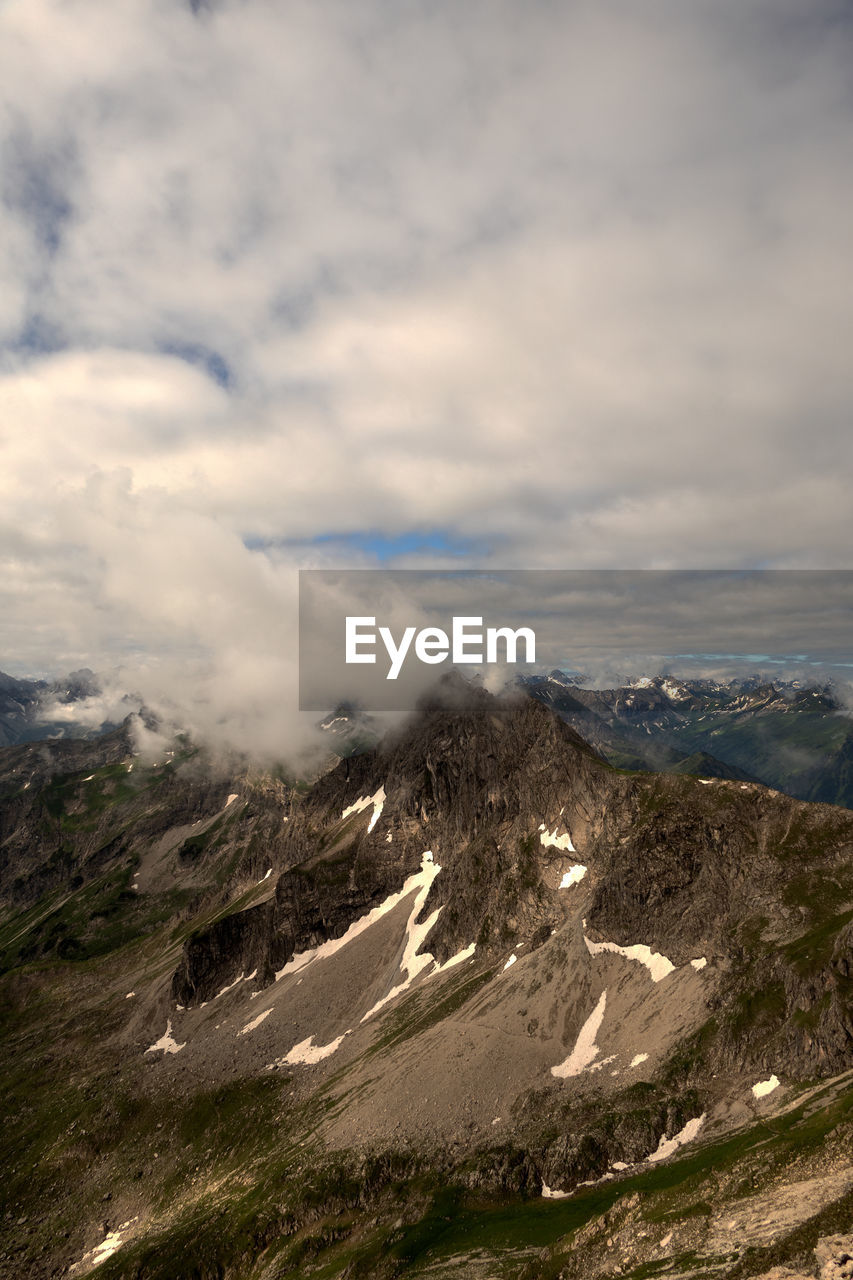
[524, 673, 853, 809]
[2, 679, 853, 1278]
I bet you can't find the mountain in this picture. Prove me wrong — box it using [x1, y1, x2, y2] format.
[1, 678, 853, 1279]
[524, 673, 853, 808]
[317, 701, 382, 758]
[0, 666, 109, 747]
[668, 750, 761, 783]
[0, 669, 46, 746]
[799, 729, 853, 809]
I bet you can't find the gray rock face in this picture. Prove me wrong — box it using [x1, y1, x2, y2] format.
[816, 1233, 853, 1279]
[172, 683, 611, 1001]
[172, 900, 287, 1004]
[170, 679, 853, 1084]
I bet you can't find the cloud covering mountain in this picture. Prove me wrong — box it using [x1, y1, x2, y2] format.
[1, 0, 851, 746]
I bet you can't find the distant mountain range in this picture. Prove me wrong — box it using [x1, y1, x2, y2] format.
[523, 670, 853, 809]
[7, 663, 853, 815]
[0, 667, 111, 747]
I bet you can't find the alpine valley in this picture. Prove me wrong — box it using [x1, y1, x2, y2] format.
[3, 673, 853, 1280]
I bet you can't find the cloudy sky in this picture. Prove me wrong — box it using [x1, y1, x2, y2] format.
[1, 1, 851, 745]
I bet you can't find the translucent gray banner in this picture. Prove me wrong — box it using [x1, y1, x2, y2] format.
[298, 569, 853, 711]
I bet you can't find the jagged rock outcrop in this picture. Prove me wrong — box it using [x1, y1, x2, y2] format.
[172, 900, 287, 1004]
[169, 678, 853, 1082]
[173, 682, 614, 999]
[815, 1233, 853, 1279]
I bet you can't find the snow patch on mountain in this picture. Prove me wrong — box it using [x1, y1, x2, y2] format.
[360, 852, 442, 1021]
[69, 1217, 138, 1275]
[277, 1031, 350, 1066]
[541, 1182, 570, 1199]
[367, 788, 385, 833]
[584, 934, 675, 982]
[539, 824, 576, 851]
[587, 1053, 618, 1074]
[239, 1008, 272, 1036]
[341, 786, 386, 828]
[433, 942, 476, 974]
[144, 1021, 186, 1055]
[551, 989, 607, 1078]
[647, 1114, 706, 1162]
[215, 971, 246, 998]
[276, 851, 439, 983]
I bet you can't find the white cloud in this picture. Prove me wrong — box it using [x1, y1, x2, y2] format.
[1, 0, 851, 746]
